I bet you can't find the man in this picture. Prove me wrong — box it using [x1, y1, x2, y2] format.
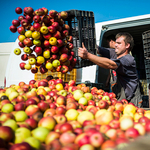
[78, 32, 141, 107]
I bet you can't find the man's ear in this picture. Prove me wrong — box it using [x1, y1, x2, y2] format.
[126, 43, 130, 49]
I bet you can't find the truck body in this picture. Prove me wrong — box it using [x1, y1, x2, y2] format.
[3, 13, 150, 97]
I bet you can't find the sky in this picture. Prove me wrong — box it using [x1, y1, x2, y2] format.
[1, 0, 150, 43]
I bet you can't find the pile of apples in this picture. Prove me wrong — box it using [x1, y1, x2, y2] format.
[10, 7, 77, 74]
[0, 78, 150, 150]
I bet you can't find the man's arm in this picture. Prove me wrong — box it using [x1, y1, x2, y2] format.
[78, 43, 118, 70]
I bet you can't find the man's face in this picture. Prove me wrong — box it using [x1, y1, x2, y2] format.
[115, 36, 129, 56]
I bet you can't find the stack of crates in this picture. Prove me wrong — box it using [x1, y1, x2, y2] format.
[64, 10, 97, 68]
[142, 30, 150, 83]
[35, 10, 96, 82]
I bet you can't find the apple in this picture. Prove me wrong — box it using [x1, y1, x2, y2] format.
[21, 19, 29, 27]
[73, 90, 84, 101]
[49, 37, 57, 45]
[55, 83, 64, 91]
[77, 111, 94, 125]
[18, 35, 26, 42]
[59, 122, 73, 134]
[17, 26, 25, 35]
[60, 11, 68, 19]
[34, 46, 43, 55]
[101, 140, 116, 150]
[25, 104, 40, 116]
[44, 40, 51, 47]
[125, 127, 140, 139]
[33, 15, 41, 23]
[98, 100, 108, 109]
[14, 102, 25, 111]
[53, 114, 67, 124]
[32, 127, 49, 142]
[15, 7, 22, 14]
[32, 22, 41, 31]
[120, 116, 134, 130]
[18, 41, 25, 48]
[25, 118, 37, 129]
[56, 106, 66, 115]
[43, 49, 51, 59]
[42, 15, 50, 24]
[23, 7, 34, 15]
[9, 142, 32, 150]
[45, 131, 60, 145]
[2, 119, 18, 132]
[12, 19, 20, 27]
[78, 97, 88, 106]
[14, 48, 21, 55]
[23, 47, 32, 54]
[32, 31, 40, 39]
[0, 126, 14, 142]
[14, 127, 31, 143]
[0, 112, 14, 122]
[9, 25, 17, 33]
[33, 39, 41, 46]
[37, 56, 45, 64]
[14, 110, 28, 122]
[24, 136, 41, 150]
[96, 111, 114, 125]
[1, 103, 14, 113]
[38, 116, 56, 131]
[75, 133, 90, 147]
[18, 15, 25, 21]
[59, 132, 76, 146]
[38, 101, 49, 112]
[65, 109, 79, 121]
[58, 90, 67, 97]
[40, 26, 48, 34]
[28, 57, 36, 65]
[51, 46, 59, 53]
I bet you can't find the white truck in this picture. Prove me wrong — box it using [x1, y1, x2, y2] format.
[3, 13, 150, 100]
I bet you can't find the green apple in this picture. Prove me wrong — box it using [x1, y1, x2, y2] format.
[5, 87, 17, 97]
[44, 87, 51, 92]
[2, 119, 18, 131]
[24, 63, 32, 70]
[24, 137, 41, 149]
[40, 26, 48, 34]
[32, 127, 49, 142]
[8, 91, 19, 101]
[78, 97, 88, 106]
[43, 50, 50, 59]
[33, 39, 41, 46]
[45, 62, 53, 70]
[18, 35, 26, 42]
[28, 57, 36, 65]
[52, 60, 60, 68]
[58, 90, 67, 97]
[25, 30, 32, 38]
[1, 103, 14, 113]
[14, 127, 31, 144]
[23, 47, 32, 54]
[84, 93, 93, 101]
[37, 56, 45, 64]
[73, 90, 84, 101]
[14, 48, 21, 55]
[32, 31, 40, 40]
[77, 111, 94, 125]
[38, 116, 56, 131]
[14, 111, 28, 122]
[49, 37, 57, 45]
[65, 109, 79, 121]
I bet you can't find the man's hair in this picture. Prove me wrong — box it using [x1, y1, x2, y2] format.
[116, 32, 134, 51]
[106, 34, 116, 42]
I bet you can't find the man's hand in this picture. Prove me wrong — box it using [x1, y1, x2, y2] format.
[78, 43, 88, 59]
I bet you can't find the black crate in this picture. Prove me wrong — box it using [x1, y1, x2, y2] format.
[144, 59, 150, 83]
[64, 10, 96, 68]
[142, 30, 150, 83]
[76, 81, 103, 90]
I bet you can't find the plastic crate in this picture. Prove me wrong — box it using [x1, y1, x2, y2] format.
[76, 81, 103, 89]
[64, 10, 96, 68]
[142, 30, 150, 83]
[142, 30, 150, 59]
[34, 69, 77, 82]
